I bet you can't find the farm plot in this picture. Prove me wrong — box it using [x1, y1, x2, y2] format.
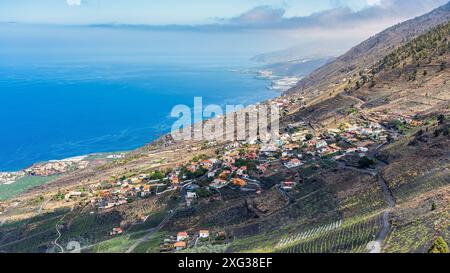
[276, 213, 384, 253]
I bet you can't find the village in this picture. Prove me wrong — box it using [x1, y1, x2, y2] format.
[58, 95, 424, 253]
[1, 93, 425, 253]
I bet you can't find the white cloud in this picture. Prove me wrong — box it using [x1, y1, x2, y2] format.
[366, 0, 382, 6]
[231, 6, 285, 24]
[66, 0, 82, 6]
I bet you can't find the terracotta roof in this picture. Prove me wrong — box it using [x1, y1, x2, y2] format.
[174, 241, 186, 248]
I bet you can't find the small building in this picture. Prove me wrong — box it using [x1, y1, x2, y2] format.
[177, 232, 189, 242]
[232, 178, 247, 187]
[210, 179, 228, 189]
[284, 158, 302, 169]
[199, 230, 210, 239]
[281, 181, 297, 191]
[64, 191, 82, 201]
[207, 171, 217, 178]
[174, 241, 187, 251]
[316, 140, 328, 149]
[110, 227, 123, 236]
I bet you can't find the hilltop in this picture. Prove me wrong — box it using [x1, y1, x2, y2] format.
[287, 1, 450, 100]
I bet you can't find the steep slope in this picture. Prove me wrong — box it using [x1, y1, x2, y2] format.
[346, 20, 450, 118]
[287, 1, 450, 99]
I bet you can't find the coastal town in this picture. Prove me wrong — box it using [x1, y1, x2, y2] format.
[0, 154, 126, 185]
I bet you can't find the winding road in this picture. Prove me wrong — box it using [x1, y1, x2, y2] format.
[54, 222, 65, 253]
[368, 174, 395, 253]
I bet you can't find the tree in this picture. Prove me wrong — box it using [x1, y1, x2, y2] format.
[428, 237, 449, 253]
[437, 114, 445, 125]
[431, 202, 437, 211]
[358, 157, 375, 168]
[305, 133, 314, 141]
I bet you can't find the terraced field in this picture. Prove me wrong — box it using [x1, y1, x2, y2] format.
[387, 168, 450, 202]
[276, 213, 384, 253]
[275, 220, 343, 249]
[386, 212, 448, 253]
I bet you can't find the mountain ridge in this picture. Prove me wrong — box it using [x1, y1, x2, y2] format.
[287, 1, 450, 98]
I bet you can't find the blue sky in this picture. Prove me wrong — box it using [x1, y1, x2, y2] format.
[0, 0, 397, 24]
[0, 0, 447, 59]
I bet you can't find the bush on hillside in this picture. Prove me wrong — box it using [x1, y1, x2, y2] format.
[428, 237, 449, 253]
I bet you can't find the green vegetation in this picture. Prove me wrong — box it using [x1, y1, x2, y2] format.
[91, 235, 139, 253]
[277, 214, 383, 253]
[149, 170, 166, 180]
[51, 191, 65, 201]
[234, 158, 257, 171]
[179, 166, 208, 180]
[0, 175, 59, 201]
[195, 187, 212, 198]
[191, 154, 208, 162]
[387, 119, 414, 134]
[377, 21, 450, 71]
[428, 237, 449, 253]
[180, 244, 229, 253]
[358, 157, 375, 168]
[132, 231, 168, 253]
[431, 202, 437, 211]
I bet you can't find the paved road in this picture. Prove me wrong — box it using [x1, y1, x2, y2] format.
[369, 175, 396, 253]
[345, 161, 396, 253]
[54, 223, 65, 253]
[335, 138, 397, 254]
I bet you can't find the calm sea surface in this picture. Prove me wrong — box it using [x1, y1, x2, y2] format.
[0, 26, 277, 171]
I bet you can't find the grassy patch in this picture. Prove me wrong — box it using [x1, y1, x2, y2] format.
[132, 231, 167, 253]
[0, 175, 59, 201]
[91, 235, 138, 253]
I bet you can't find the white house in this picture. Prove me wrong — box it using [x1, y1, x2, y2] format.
[177, 232, 189, 242]
[316, 140, 328, 149]
[199, 230, 210, 239]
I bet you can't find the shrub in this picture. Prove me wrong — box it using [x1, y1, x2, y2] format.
[431, 202, 437, 211]
[358, 157, 375, 168]
[428, 237, 449, 253]
[305, 134, 314, 141]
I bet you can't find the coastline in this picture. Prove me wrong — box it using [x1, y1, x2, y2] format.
[0, 64, 284, 186]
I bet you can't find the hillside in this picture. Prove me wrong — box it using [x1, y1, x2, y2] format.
[0, 6, 449, 254]
[287, 1, 450, 100]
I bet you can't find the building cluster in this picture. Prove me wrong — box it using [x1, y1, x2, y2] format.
[0, 171, 26, 185]
[26, 159, 89, 177]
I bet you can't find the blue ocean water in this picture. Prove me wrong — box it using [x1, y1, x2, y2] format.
[0, 27, 277, 171]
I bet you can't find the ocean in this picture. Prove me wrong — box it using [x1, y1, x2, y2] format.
[0, 25, 278, 171]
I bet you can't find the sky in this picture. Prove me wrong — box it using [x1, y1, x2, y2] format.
[0, 0, 365, 25]
[0, 0, 448, 59]
[0, 0, 446, 25]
